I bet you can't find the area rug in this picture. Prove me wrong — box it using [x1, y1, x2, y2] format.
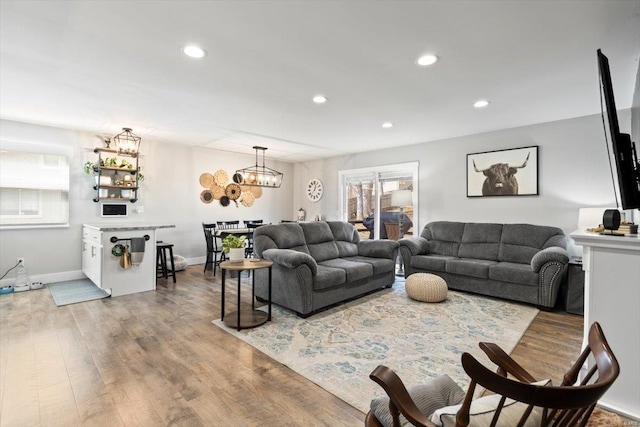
[213, 282, 539, 413]
[47, 279, 110, 306]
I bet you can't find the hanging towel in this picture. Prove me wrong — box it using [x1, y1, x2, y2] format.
[130, 237, 146, 265]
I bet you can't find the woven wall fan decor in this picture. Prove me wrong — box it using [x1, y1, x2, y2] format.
[232, 173, 244, 184]
[213, 169, 229, 187]
[199, 173, 214, 188]
[200, 189, 214, 204]
[225, 183, 241, 200]
[241, 191, 255, 207]
[250, 186, 263, 198]
[199, 169, 265, 207]
[210, 184, 225, 200]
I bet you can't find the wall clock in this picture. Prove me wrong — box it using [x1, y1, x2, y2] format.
[306, 178, 324, 202]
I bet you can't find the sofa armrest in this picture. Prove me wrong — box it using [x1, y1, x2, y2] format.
[398, 236, 429, 256]
[261, 248, 318, 276]
[530, 246, 569, 272]
[357, 240, 399, 259]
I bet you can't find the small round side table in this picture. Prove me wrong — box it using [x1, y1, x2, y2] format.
[220, 259, 273, 331]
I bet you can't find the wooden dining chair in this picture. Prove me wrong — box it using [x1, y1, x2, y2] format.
[217, 220, 240, 229]
[202, 223, 224, 275]
[366, 322, 619, 427]
[244, 222, 263, 258]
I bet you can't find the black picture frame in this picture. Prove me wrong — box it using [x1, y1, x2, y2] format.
[467, 146, 539, 197]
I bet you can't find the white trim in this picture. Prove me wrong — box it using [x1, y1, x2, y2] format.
[0, 269, 85, 287]
[338, 161, 420, 238]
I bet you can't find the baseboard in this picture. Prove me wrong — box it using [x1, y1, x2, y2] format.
[0, 269, 86, 287]
[187, 256, 205, 265]
[597, 399, 640, 421]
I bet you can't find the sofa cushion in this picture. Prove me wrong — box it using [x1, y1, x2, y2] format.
[254, 223, 310, 255]
[422, 222, 466, 257]
[498, 224, 565, 264]
[445, 258, 496, 279]
[345, 256, 396, 275]
[300, 222, 340, 262]
[313, 265, 347, 290]
[327, 221, 360, 257]
[458, 223, 502, 261]
[319, 258, 373, 283]
[489, 262, 538, 286]
[411, 255, 457, 272]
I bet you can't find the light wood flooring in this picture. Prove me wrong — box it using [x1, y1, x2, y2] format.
[0, 265, 585, 426]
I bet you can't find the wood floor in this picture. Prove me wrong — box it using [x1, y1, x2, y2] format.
[0, 265, 585, 427]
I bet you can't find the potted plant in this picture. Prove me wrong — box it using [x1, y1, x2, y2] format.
[222, 234, 246, 262]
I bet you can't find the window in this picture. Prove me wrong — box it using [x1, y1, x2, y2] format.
[339, 162, 419, 240]
[0, 146, 70, 227]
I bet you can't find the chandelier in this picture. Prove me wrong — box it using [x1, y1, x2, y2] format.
[236, 146, 283, 188]
[113, 127, 141, 156]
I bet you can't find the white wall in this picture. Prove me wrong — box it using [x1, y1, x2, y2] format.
[0, 119, 293, 281]
[293, 111, 634, 256]
[1, 110, 633, 280]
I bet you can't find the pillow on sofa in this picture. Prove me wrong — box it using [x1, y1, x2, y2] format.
[430, 379, 551, 427]
[371, 374, 465, 427]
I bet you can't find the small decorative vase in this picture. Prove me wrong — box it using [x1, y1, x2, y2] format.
[228, 247, 245, 262]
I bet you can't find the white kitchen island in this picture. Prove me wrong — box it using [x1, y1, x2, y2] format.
[82, 223, 175, 297]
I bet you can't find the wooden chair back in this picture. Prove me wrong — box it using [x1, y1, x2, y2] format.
[384, 223, 401, 241]
[202, 223, 224, 274]
[366, 322, 619, 427]
[217, 220, 239, 229]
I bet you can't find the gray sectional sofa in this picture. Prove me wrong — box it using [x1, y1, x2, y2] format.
[399, 221, 569, 309]
[253, 221, 399, 317]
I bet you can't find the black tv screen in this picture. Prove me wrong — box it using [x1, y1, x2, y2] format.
[597, 49, 640, 210]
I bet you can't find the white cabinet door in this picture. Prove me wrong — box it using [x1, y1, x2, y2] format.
[89, 241, 102, 286]
[82, 239, 91, 278]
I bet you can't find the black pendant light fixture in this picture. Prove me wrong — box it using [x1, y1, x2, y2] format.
[113, 127, 141, 156]
[236, 146, 283, 188]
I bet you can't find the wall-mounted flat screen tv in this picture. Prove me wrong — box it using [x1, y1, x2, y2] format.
[598, 49, 640, 210]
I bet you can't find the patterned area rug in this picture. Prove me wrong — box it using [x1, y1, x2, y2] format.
[213, 281, 539, 413]
[47, 279, 110, 306]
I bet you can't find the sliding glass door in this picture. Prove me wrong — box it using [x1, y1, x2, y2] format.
[339, 162, 418, 241]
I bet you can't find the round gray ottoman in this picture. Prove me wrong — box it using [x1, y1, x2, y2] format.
[405, 273, 448, 302]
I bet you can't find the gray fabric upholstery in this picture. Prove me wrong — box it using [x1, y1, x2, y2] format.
[531, 246, 570, 272]
[254, 221, 398, 316]
[346, 256, 395, 275]
[498, 224, 566, 264]
[458, 223, 502, 261]
[370, 374, 465, 427]
[319, 258, 373, 283]
[489, 262, 538, 286]
[411, 254, 456, 273]
[399, 221, 569, 308]
[445, 258, 496, 279]
[301, 222, 340, 262]
[422, 221, 466, 257]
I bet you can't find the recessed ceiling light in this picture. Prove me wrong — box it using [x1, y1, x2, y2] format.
[183, 45, 206, 58]
[312, 95, 327, 104]
[416, 54, 438, 66]
[474, 100, 490, 108]
[382, 122, 394, 129]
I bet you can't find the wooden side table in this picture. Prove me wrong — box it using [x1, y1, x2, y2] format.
[220, 259, 272, 331]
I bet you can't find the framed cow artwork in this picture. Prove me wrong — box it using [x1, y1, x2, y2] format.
[467, 145, 539, 197]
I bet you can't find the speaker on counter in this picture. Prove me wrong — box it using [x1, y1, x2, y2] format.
[600, 209, 622, 236]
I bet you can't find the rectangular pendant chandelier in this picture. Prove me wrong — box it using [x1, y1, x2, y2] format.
[236, 146, 283, 188]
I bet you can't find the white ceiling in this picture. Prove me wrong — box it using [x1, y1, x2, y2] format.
[1, 1, 639, 162]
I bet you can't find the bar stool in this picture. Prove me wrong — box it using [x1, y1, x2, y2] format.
[156, 242, 176, 283]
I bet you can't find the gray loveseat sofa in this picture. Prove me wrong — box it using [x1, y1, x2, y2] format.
[398, 221, 569, 309]
[253, 221, 399, 317]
